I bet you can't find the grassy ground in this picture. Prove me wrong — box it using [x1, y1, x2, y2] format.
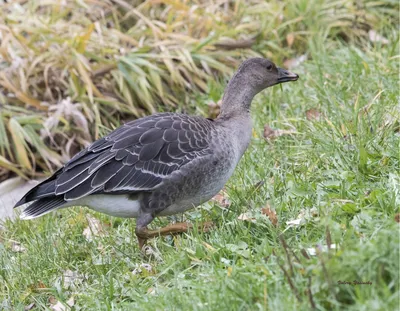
[1, 16, 399, 311]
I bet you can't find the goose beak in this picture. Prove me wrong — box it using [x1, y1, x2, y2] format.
[277, 67, 299, 83]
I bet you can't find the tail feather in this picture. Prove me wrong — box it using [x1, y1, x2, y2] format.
[19, 197, 65, 220]
[14, 175, 59, 208]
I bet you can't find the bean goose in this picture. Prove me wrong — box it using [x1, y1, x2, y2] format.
[15, 58, 299, 248]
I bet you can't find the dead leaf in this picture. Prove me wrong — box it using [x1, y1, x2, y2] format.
[83, 215, 105, 241]
[35, 281, 47, 289]
[395, 213, 400, 223]
[263, 124, 296, 141]
[284, 208, 319, 231]
[66, 297, 74, 308]
[11, 241, 26, 252]
[263, 125, 275, 139]
[24, 303, 35, 311]
[51, 301, 65, 311]
[305, 108, 322, 121]
[50, 297, 74, 311]
[368, 30, 389, 44]
[283, 54, 307, 69]
[286, 33, 295, 47]
[237, 213, 256, 223]
[285, 218, 303, 226]
[261, 205, 278, 226]
[211, 188, 230, 208]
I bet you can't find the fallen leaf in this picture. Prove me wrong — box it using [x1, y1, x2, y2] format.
[395, 213, 400, 223]
[237, 213, 256, 223]
[263, 124, 296, 141]
[305, 108, 322, 121]
[83, 215, 105, 241]
[24, 303, 35, 311]
[50, 297, 74, 311]
[11, 241, 26, 252]
[34, 281, 47, 289]
[286, 33, 295, 47]
[368, 30, 389, 44]
[284, 208, 319, 231]
[211, 188, 230, 208]
[285, 209, 306, 227]
[283, 54, 307, 69]
[285, 218, 303, 226]
[66, 297, 74, 308]
[261, 205, 278, 226]
[50, 301, 65, 311]
[263, 125, 276, 140]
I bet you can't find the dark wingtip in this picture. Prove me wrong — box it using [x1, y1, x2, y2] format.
[14, 197, 27, 208]
[13, 175, 59, 209]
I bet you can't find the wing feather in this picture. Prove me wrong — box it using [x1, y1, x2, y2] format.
[139, 140, 164, 161]
[104, 165, 136, 191]
[91, 161, 124, 188]
[16, 113, 214, 206]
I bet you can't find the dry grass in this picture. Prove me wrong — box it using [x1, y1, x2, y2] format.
[0, 0, 397, 178]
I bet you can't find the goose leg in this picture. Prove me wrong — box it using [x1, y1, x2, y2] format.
[135, 214, 213, 249]
[135, 213, 154, 250]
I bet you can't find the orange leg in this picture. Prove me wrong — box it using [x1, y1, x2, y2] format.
[136, 221, 214, 249]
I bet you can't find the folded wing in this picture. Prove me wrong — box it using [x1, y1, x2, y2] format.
[15, 113, 214, 216]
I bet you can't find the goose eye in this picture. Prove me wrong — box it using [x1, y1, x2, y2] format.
[266, 64, 273, 71]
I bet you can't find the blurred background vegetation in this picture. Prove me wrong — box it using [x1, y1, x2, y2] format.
[0, 0, 398, 181]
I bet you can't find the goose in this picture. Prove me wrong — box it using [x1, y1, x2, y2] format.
[15, 58, 299, 248]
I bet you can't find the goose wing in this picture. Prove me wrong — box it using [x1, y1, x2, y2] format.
[15, 113, 214, 205]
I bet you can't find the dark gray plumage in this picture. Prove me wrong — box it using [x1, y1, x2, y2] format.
[15, 58, 298, 246]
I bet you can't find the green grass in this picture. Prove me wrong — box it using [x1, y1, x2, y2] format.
[1, 30, 399, 311]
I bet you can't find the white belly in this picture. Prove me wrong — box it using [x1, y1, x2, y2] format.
[70, 194, 141, 218]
